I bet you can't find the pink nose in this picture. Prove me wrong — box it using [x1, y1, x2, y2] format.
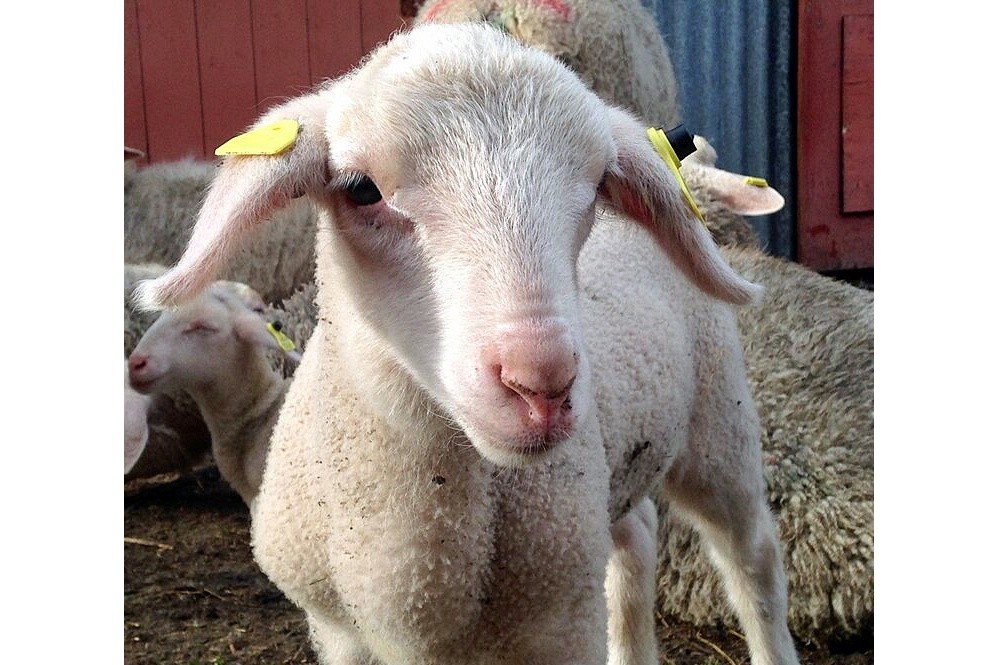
[497, 322, 578, 434]
[127, 353, 149, 382]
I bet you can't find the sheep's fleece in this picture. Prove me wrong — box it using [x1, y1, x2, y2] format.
[415, 0, 681, 130]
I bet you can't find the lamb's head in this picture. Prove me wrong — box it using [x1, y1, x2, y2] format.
[128, 281, 293, 397]
[136, 23, 758, 467]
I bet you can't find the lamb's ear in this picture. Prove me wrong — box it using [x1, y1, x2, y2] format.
[598, 107, 762, 305]
[135, 92, 332, 311]
[231, 310, 303, 365]
[694, 165, 785, 217]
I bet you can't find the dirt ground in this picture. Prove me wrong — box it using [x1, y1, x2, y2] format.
[124, 466, 873, 665]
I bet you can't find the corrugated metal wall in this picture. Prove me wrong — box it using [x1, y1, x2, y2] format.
[642, 0, 796, 259]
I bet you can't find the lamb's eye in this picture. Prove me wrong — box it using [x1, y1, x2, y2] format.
[183, 321, 217, 335]
[345, 176, 383, 206]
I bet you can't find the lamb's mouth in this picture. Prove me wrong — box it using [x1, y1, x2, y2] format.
[129, 377, 158, 394]
[476, 428, 572, 467]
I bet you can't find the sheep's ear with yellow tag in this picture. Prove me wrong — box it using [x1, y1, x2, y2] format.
[215, 119, 301, 157]
[598, 107, 762, 305]
[137, 93, 332, 311]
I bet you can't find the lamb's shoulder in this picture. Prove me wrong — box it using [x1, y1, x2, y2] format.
[578, 219, 748, 518]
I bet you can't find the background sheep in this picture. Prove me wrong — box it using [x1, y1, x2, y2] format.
[125, 263, 213, 483]
[415, 0, 681, 130]
[138, 23, 799, 665]
[124, 267, 315, 489]
[125, 158, 317, 304]
[127, 279, 299, 506]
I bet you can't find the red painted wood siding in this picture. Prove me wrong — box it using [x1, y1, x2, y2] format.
[124, 0, 404, 164]
[841, 14, 873, 214]
[797, 0, 874, 271]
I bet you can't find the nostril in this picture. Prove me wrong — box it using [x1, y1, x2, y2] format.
[500, 371, 576, 423]
[128, 354, 147, 374]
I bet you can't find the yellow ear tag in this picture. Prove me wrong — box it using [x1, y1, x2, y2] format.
[646, 127, 704, 224]
[745, 176, 769, 188]
[265, 322, 297, 352]
[215, 119, 300, 156]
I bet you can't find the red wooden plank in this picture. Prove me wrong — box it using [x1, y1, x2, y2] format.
[360, 0, 404, 54]
[797, 0, 873, 271]
[251, 0, 311, 114]
[124, 0, 148, 162]
[136, 0, 204, 162]
[307, 0, 364, 85]
[841, 14, 873, 213]
[196, 0, 258, 157]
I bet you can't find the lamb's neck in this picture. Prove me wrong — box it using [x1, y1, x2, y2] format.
[189, 356, 289, 503]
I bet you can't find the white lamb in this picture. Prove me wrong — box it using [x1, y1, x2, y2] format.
[138, 23, 799, 665]
[127, 280, 299, 506]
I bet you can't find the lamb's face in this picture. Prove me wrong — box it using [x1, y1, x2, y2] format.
[127, 283, 270, 397]
[319, 24, 616, 466]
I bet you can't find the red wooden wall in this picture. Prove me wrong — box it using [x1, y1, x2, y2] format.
[124, 0, 404, 164]
[797, 0, 874, 271]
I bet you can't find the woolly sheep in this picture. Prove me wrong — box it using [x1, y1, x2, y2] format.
[209, 149, 869, 644]
[127, 280, 299, 506]
[415, 0, 682, 131]
[125, 158, 318, 304]
[137, 23, 799, 665]
[233, 140, 870, 642]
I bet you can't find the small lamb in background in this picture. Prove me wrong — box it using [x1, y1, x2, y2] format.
[127, 280, 299, 506]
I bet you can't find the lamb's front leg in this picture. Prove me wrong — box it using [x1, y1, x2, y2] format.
[306, 612, 379, 665]
[605, 497, 659, 665]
